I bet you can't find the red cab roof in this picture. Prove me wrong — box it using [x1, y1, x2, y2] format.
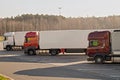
[88, 31, 110, 40]
[25, 32, 38, 37]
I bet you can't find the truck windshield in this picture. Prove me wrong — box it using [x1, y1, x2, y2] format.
[89, 40, 99, 47]
[25, 37, 31, 43]
[25, 37, 37, 43]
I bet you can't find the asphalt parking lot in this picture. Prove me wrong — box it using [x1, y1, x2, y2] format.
[0, 42, 120, 80]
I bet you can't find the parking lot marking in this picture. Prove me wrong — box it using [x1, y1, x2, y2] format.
[77, 69, 111, 71]
[48, 61, 88, 66]
[0, 54, 20, 57]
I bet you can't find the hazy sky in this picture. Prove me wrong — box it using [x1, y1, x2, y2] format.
[0, 0, 120, 18]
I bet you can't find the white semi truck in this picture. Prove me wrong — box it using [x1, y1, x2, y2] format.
[3, 31, 28, 51]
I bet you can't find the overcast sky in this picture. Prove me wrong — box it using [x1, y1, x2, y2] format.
[0, 0, 120, 18]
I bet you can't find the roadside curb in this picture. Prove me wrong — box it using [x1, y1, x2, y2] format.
[0, 74, 14, 80]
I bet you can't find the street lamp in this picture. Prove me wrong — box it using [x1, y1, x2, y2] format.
[58, 7, 62, 16]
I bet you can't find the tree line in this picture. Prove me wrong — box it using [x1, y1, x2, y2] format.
[0, 14, 120, 35]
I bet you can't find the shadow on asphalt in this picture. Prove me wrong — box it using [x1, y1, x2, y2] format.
[14, 67, 100, 80]
[14, 63, 119, 80]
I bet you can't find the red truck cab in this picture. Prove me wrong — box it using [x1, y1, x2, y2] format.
[24, 32, 39, 55]
[87, 31, 111, 63]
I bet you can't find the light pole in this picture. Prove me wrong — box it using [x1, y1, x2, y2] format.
[58, 7, 62, 16]
[58, 7, 62, 30]
[22, 19, 24, 31]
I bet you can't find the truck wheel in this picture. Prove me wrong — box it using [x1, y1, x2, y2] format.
[95, 56, 104, 64]
[50, 50, 59, 56]
[6, 46, 12, 51]
[28, 49, 36, 55]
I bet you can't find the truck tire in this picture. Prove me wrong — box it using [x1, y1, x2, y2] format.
[6, 46, 12, 51]
[95, 56, 104, 64]
[28, 49, 36, 55]
[50, 50, 59, 56]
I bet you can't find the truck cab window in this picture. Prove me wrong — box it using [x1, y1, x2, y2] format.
[89, 40, 99, 47]
[25, 37, 35, 43]
[25, 37, 30, 43]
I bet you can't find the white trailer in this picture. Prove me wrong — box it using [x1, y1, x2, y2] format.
[111, 31, 120, 62]
[3, 31, 28, 51]
[40, 30, 91, 50]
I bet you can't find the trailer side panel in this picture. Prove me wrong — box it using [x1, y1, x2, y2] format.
[39, 30, 92, 49]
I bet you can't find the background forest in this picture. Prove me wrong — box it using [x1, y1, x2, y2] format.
[0, 14, 120, 35]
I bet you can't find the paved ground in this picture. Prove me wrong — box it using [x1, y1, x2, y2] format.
[0, 50, 120, 80]
[0, 42, 120, 80]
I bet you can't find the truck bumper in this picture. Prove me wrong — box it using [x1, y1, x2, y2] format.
[87, 57, 94, 61]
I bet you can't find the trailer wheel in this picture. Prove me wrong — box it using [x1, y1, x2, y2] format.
[28, 49, 36, 55]
[6, 46, 12, 51]
[95, 56, 104, 64]
[50, 50, 59, 56]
